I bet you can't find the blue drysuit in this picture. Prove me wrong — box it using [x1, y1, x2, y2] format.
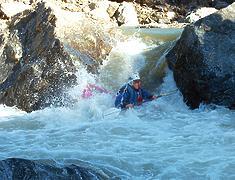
[115, 84, 153, 108]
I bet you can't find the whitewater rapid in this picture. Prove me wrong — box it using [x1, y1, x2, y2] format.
[0, 29, 235, 179]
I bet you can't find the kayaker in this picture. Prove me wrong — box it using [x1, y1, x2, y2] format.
[115, 73, 157, 109]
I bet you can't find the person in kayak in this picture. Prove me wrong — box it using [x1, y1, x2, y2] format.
[115, 73, 157, 109]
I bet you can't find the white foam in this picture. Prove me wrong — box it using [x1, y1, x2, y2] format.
[0, 32, 235, 179]
[0, 105, 26, 120]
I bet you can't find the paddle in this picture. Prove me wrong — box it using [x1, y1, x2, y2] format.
[156, 89, 178, 98]
[102, 107, 121, 119]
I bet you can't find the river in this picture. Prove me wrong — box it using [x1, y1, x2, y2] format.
[0, 28, 235, 179]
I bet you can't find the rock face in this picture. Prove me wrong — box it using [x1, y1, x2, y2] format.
[109, 0, 234, 27]
[186, 7, 217, 23]
[112, 2, 139, 26]
[0, 2, 31, 19]
[0, 20, 14, 84]
[0, 0, 122, 112]
[166, 3, 235, 109]
[0, 158, 117, 179]
[54, 9, 118, 73]
[48, 0, 120, 73]
[1, 0, 235, 29]
[0, 2, 77, 112]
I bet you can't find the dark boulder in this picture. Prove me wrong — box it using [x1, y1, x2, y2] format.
[0, 158, 118, 179]
[0, 2, 77, 112]
[212, 0, 230, 9]
[166, 3, 235, 109]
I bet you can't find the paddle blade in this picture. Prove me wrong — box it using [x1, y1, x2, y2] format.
[103, 107, 121, 119]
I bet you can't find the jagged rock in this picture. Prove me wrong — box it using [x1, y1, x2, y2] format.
[0, 5, 9, 20]
[135, 4, 160, 25]
[0, 2, 31, 19]
[52, 3, 120, 73]
[213, 0, 230, 9]
[1, 2, 30, 18]
[107, 1, 120, 17]
[88, 1, 110, 21]
[109, 0, 234, 26]
[0, 0, 122, 112]
[166, 3, 235, 109]
[1, 0, 235, 28]
[166, 0, 212, 7]
[0, 2, 77, 112]
[186, 7, 217, 23]
[134, 3, 181, 26]
[112, 2, 139, 26]
[0, 20, 15, 84]
[135, 0, 214, 7]
[0, 158, 118, 179]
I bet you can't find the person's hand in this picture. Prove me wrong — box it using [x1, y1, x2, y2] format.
[126, 104, 134, 108]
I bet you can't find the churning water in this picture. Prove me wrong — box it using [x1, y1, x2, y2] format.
[0, 28, 235, 179]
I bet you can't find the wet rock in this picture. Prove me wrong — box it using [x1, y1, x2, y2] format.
[1, 0, 235, 28]
[0, 0, 122, 112]
[52, 3, 120, 73]
[107, 1, 120, 18]
[0, 20, 15, 84]
[112, 2, 139, 26]
[41, 0, 122, 69]
[88, 1, 110, 21]
[212, 0, 235, 9]
[213, 0, 230, 9]
[140, 42, 173, 93]
[135, 4, 160, 25]
[109, 0, 234, 27]
[0, 5, 9, 20]
[109, 1, 172, 26]
[0, 2, 77, 112]
[186, 7, 217, 23]
[0, 158, 118, 179]
[166, 0, 212, 7]
[166, 3, 235, 109]
[0, 2, 31, 19]
[134, 3, 183, 26]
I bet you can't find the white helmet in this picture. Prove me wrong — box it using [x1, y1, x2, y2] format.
[128, 72, 140, 84]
